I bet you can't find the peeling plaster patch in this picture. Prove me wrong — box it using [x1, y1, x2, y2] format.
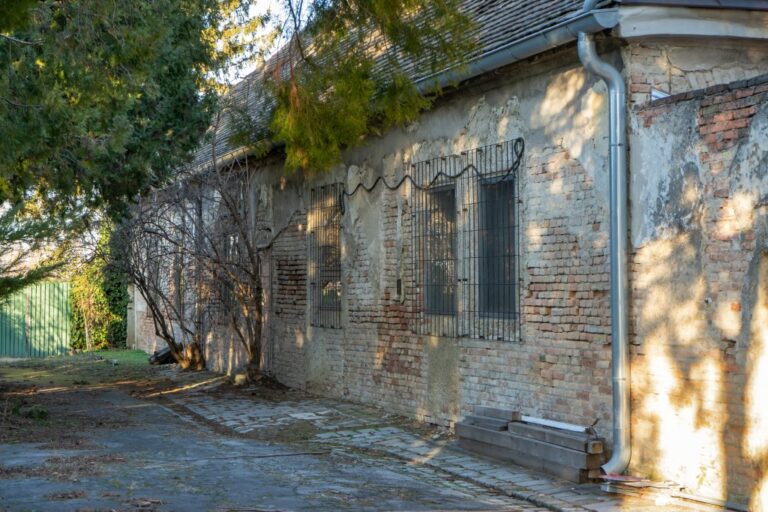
[630, 101, 701, 247]
[409, 137, 453, 165]
[631, 42, 768, 101]
[380, 152, 404, 181]
[252, 183, 274, 243]
[344, 164, 382, 301]
[653, 161, 704, 237]
[729, 102, 768, 202]
[667, 46, 768, 82]
[529, 69, 608, 195]
[454, 96, 524, 152]
[715, 301, 742, 339]
[746, 253, 768, 459]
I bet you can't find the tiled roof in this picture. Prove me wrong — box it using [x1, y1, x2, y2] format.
[190, 0, 593, 170]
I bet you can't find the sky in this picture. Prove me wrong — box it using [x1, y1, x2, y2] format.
[223, 1, 310, 85]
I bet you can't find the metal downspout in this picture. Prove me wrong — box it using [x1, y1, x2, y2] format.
[578, 0, 631, 476]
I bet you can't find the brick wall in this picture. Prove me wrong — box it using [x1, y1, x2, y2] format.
[341, 183, 427, 416]
[192, 52, 614, 440]
[279, 133, 614, 429]
[131, 290, 164, 356]
[631, 74, 768, 510]
[451, 146, 613, 428]
[517, 147, 612, 422]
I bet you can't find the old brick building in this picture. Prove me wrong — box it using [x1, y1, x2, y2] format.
[131, 1, 768, 509]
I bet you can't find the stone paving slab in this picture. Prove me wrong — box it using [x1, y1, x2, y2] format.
[159, 370, 718, 512]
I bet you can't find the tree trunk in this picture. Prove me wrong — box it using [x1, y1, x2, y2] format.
[84, 316, 92, 352]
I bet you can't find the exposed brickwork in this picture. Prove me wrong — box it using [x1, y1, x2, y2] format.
[131, 291, 164, 355]
[698, 85, 768, 153]
[342, 185, 427, 418]
[268, 212, 308, 389]
[479, 146, 611, 426]
[127, 42, 768, 511]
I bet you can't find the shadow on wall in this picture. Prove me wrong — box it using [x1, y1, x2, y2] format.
[631, 90, 768, 510]
[204, 324, 248, 377]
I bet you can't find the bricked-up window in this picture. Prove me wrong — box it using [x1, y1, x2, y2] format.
[309, 183, 343, 328]
[411, 140, 521, 341]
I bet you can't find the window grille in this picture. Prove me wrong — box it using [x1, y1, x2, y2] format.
[479, 177, 516, 317]
[410, 140, 521, 341]
[309, 183, 343, 328]
[424, 186, 457, 315]
[219, 233, 239, 313]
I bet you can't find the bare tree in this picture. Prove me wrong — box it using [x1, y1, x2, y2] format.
[189, 154, 297, 379]
[112, 192, 205, 370]
[113, 145, 297, 375]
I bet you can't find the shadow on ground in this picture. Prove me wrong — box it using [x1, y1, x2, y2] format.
[0, 352, 540, 512]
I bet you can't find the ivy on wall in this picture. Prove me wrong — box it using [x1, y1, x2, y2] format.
[70, 224, 129, 350]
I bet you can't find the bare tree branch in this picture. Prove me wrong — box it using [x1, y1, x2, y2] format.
[0, 33, 42, 46]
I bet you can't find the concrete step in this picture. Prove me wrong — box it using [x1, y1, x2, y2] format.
[507, 421, 604, 454]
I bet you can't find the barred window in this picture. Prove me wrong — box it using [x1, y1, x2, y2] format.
[220, 233, 238, 312]
[411, 140, 521, 341]
[479, 177, 516, 316]
[424, 186, 457, 315]
[309, 183, 343, 328]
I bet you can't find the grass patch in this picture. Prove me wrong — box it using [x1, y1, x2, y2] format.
[0, 350, 157, 388]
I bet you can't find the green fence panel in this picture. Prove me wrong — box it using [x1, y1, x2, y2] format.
[0, 282, 71, 358]
[0, 289, 27, 357]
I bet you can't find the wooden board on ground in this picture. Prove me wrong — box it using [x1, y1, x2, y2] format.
[465, 415, 509, 431]
[507, 421, 604, 454]
[456, 422, 603, 469]
[473, 407, 521, 422]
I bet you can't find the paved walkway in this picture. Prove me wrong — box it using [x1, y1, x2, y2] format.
[0, 377, 543, 511]
[158, 369, 717, 512]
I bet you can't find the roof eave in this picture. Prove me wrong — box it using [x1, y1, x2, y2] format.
[415, 8, 620, 94]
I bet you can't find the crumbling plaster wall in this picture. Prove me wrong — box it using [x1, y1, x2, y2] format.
[630, 76, 768, 510]
[626, 38, 768, 106]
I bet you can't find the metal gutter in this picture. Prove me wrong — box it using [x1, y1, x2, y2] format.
[414, 9, 619, 93]
[578, 0, 631, 476]
[617, 0, 768, 10]
[616, 5, 768, 40]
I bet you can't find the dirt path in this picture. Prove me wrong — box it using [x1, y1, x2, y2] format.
[0, 352, 545, 512]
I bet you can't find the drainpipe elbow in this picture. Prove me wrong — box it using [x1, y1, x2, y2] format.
[602, 436, 632, 475]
